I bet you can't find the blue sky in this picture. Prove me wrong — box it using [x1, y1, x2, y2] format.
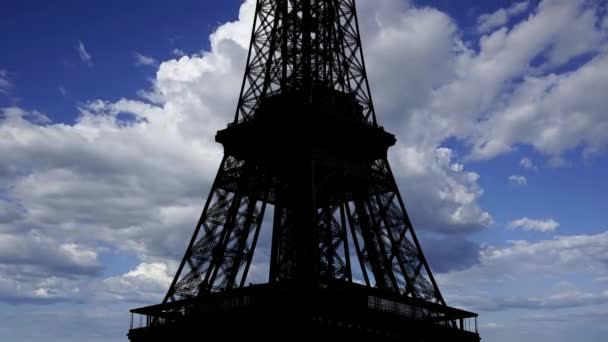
[1, 0, 608, 341]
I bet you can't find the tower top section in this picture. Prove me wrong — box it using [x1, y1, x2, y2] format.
[234, 0, 378, 126]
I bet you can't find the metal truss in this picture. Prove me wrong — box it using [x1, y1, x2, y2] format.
[235, 0, 378, 125]
[164, 156, 269, 302]
[166, 156, 445, 305]
[163, 0, 447, 308]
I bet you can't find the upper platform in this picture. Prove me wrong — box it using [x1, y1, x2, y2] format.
[216, 88, 396, 165]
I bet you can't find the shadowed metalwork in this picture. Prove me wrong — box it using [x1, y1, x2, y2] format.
[129, 1, 480, 341]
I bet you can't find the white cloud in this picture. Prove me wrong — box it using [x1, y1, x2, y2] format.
[520, 157, 537, 170]
[0, 69, 12, 94]
[509, 217, 559, 232]
[0, 272, 82, 303]
[391, 147, 492, 232]
[466, 0, 608, 159]
[480, 322, 503, 329]
[0, 0, 493, 305]
[0, 200, 23, 223]
[346, 0, 493, 232]
[451, 288, 608, 312]
[509, 175, 528, 185]
[0, 232, 102, 274]
[477, 1, 530, 34]
[0, 2, 257, 303]
[400, 0, 608, 161]
[472, 50, 608, 158]
[0, 0, 606, 317]
[134, 52, 157, 66]
[172, 48, 186, 57]
[0, 2, 606, 341]
[76, 40, 93, 66]
[97, 263, 172, 302]
[439, 230, 608, 290]
[58, 86, 67, 96]
[438, 231, 608, 314]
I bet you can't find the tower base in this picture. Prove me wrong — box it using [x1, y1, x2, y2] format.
[129, 283, 479, 342]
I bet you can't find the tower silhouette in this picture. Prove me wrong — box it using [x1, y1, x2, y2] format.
[129, 1, 480, 341]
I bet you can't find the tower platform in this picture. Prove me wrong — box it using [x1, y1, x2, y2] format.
[129, 282, 479, 341]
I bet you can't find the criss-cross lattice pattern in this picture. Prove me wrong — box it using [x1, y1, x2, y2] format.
[164, 0, 447, 308]
[235, 0, 377, 125]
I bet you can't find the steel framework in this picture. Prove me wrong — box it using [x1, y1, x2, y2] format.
[129, 1, 480, 341]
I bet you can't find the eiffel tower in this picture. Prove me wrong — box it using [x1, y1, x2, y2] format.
[129, 1, 480, 341]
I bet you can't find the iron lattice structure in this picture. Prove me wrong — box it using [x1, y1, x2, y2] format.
[234, 0, 377, 125]
[129, 1, 480, 341]
[164, 0, 444, 306]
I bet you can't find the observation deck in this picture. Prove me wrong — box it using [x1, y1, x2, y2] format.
[129, 282, 480, 342]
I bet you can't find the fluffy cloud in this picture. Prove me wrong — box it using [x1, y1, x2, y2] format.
[477, 1, 530, 34]
[467, 0, 608, 159]
[0, 264, 84, 303]
[391, 147, 492, 233]
[509, 217, 559, 232]
[0, 228, 101, 302]
[473, 51, 608, 158]
[452, 288, 608, 312]
[396, 0, 608, 161]
[508, 175, 528, 185]
[0, 3, 607, 342]
[0, 232, 101, 275]
[520, 157, 537, 170]
[134, 53, 157, 66]
[350, 0, 493, 232]
[0, 0, 257, 304]
[172, 48, 186, 57]
[0, 0, 493, 307]
[0, 69, 11, 94]
[477, 231, 607, 277]
[438, 231, 608, 311]
[0, 0, 606, 317]
[76, 40, 93, 67]
[97, 263, 172, 302]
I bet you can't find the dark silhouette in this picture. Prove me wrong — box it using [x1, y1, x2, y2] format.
[129, 1, 480, 341]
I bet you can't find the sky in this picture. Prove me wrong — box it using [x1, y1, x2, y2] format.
[0, 0, 607, 341]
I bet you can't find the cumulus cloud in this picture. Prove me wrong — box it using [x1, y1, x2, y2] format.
[473, 51, 608, 158]
[346, 0, 493, 232]
[391, 147, 492, 233]
[477, 1, 530, 34]
[0, 0, 492, 309]
[134, 53, 157, 66]
[398, 0, 608, 162]
[509, 217, 559, 232]
[97, 263, 172, 302]
[0, 3, 607, 342]
[466, 0, 608, 159]
[508, 175, 528, 185]
[452, 288, 608, 312]
[0, 271, 83, 303]
[0, 69, 12, 94]
[438, 231, 608, 311]
[76, 40, 93, 66]
[0, 232, 102, 275]
[0, 1, 256, 304]
[520, 157, 537, 170]
[172, 48, 186, 57]
[0, 0, 492, 304]
[0, 0, 606, 317]
[472, 231, 608, 276]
